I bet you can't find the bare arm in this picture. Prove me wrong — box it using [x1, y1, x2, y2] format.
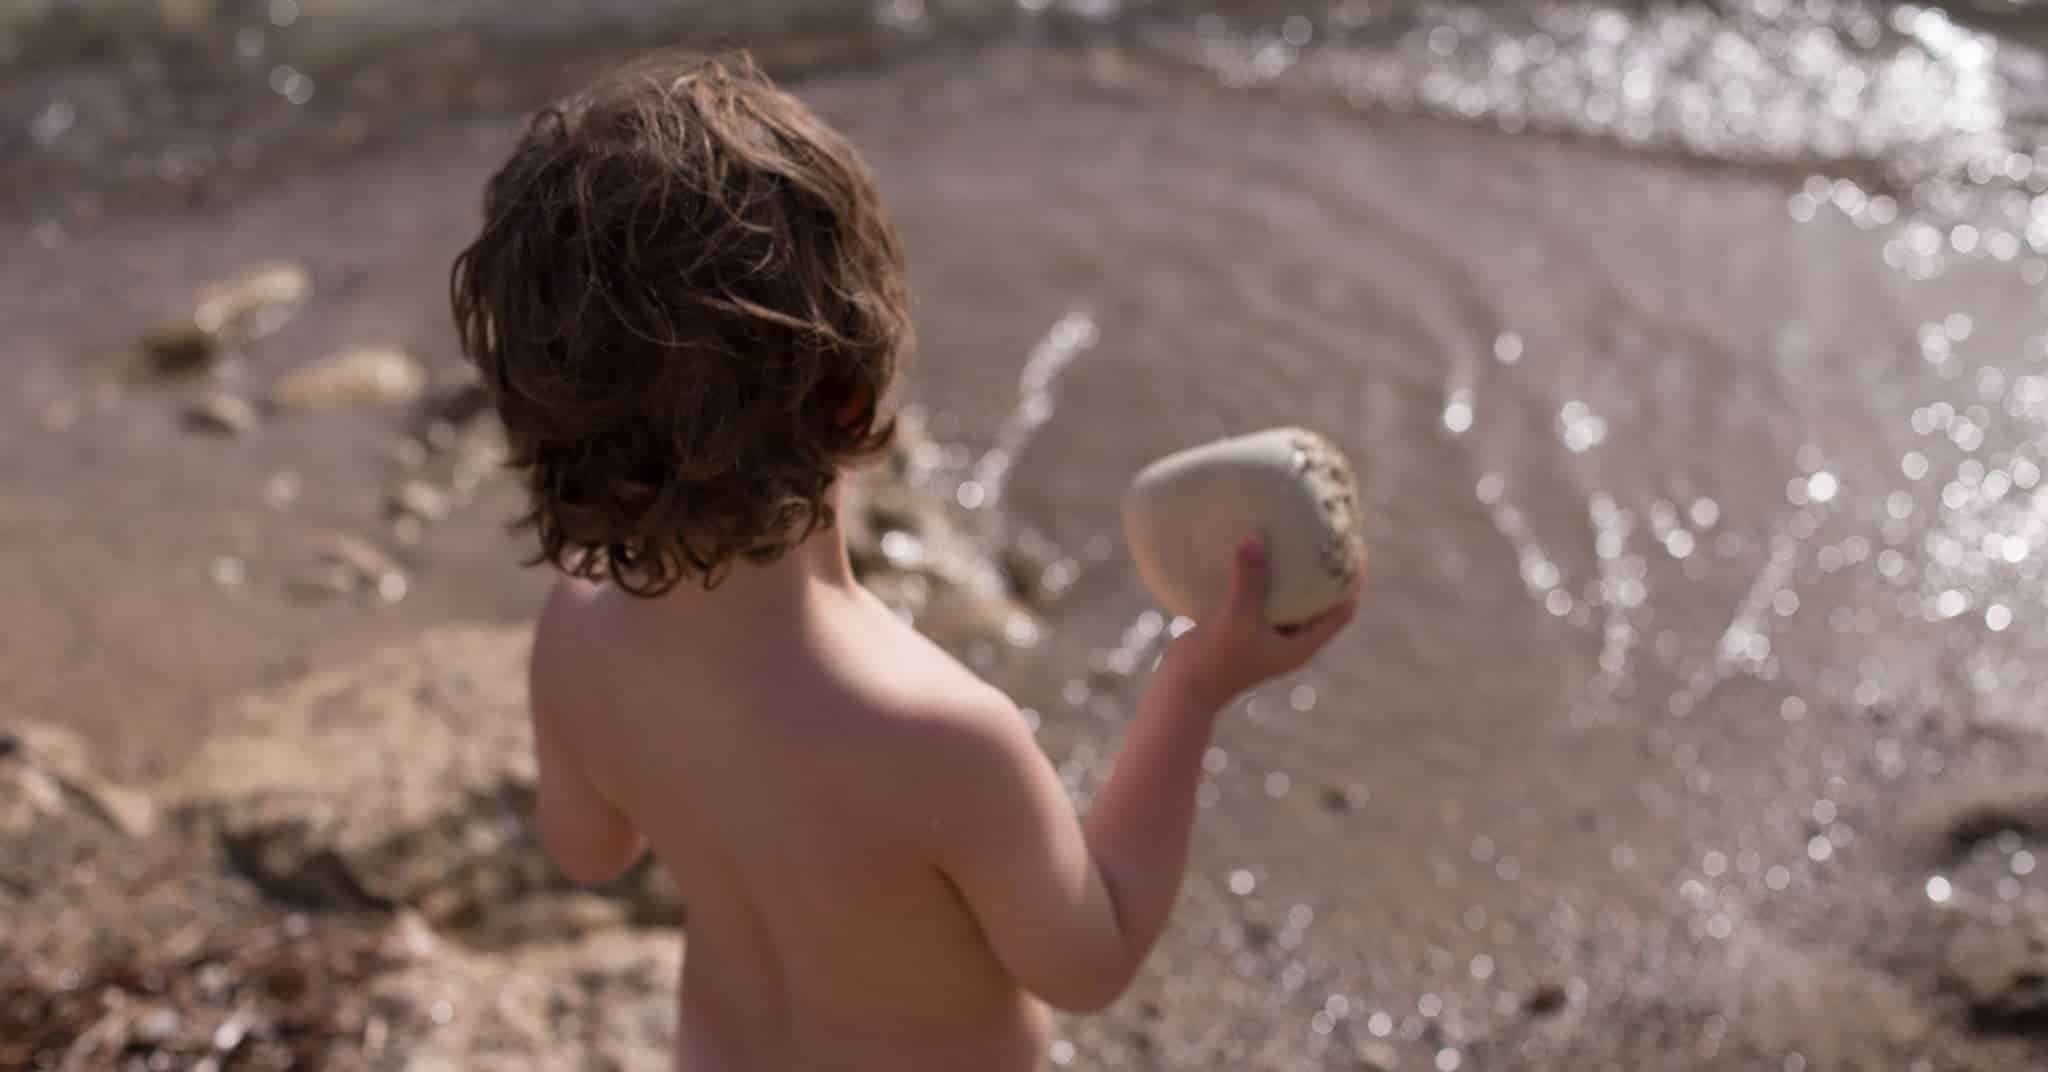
[532, 695, 648, 885]
[529, 593, 647, 886]
[933, 537, 1359, 1012]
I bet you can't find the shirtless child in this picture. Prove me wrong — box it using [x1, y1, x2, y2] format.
[450, 53, 1360, 1072]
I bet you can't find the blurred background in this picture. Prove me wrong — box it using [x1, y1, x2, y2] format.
[8, 1, 2048, 1069]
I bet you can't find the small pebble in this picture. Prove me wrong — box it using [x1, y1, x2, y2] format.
[1322, 784, 1365, 812]
[209, 555, 248, 588]
[40, 399, 80, 431]
[1525, 983, 1568, 1017]
[273, 345, 426, 409]
[263, 471, 302, 510]
[141, 318, 221, 375]
[134, 1007, 182, 1043]
[1357, 1040, 1400, 1071]
[391, 515, 426, 548]
[392, 480, 452, 523]
[184, 391, 260, 436]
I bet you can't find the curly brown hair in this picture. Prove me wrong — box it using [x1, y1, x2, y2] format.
[450, 52, 910, 596]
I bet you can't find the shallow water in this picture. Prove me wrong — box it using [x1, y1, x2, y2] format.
[12, 0, 2048, 1067]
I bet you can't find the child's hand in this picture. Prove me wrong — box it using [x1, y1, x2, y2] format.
[1159, 535, 1361, 709]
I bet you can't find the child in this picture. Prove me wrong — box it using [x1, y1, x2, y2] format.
[450, 53, 1360, 1072]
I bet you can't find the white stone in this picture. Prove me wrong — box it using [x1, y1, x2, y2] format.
[273, 345, 426, 409]
[1123, 427, 1364, 626]
[193, 260, 310, 334]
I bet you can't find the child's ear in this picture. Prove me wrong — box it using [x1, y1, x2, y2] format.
[832, 384, 874, 430]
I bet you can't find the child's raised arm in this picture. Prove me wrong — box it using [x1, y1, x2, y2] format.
[926, 537, 1359, 1012]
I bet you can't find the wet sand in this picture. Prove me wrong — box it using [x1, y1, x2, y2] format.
[10, 7, 2048, 1070]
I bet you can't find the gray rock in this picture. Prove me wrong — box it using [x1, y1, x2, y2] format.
[272, 345, 426, 409]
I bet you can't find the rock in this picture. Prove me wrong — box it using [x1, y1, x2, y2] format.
[285, 564, 358, 604]
[998, 527, 1066, 607]
[1942, 916, 2048, 1034]
[0, 766, 66, 836]
[423, 379, 493, 427]
[161, 626, 673, 939]
[133, 1007, 182, 1044]
[1321, 783, 1365, 812]
[391, 480, 452, 523]
[1525, 982, 1569, 1017]
[183, 391, 259, 436]
[263, 471, 302, 511]
[40, 398, 81, 431]
[301, 532, 408, 602]
[1123, 427, 1365, 626]
[0, 721, 156, 838]
[1355, 1040, 1401, 1070]
[193, 261, 310, 335]
[272, 345, 426, 409]
[142, 261, 310, 375]
[141, 320, 221, 375]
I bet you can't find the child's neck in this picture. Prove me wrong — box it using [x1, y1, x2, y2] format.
[655, 486, 859, 627]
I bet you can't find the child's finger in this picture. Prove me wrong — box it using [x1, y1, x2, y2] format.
[1217, 535, 1268, 627]
[1269, 598, 1357, 665]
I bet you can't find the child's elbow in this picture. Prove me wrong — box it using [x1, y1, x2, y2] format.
[541, 823, 645, 886]
[1046, 986, 1124, 1016]
[1033, 962, 1137, 1015]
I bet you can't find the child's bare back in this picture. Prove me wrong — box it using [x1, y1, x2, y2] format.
[452, 51, 1359, 1071]
[531, 553, 1052, 1070]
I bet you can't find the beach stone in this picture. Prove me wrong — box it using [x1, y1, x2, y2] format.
[1123, 427, 1365, 626]
[182, 391, 259, 436]
[0, 721, 156, 838]
[1941, 916, 2048, 1034]
[272, 345, 426, 409]
[391, 479, 452, 523]
[193, 261, 309, 334]
[1355, 1040, 1401, 1070]
[141, 261, 310, 375]
[313, 532, 406, 589]
[1525, 983, 1569, 1017]
[140, 320, 221, 375]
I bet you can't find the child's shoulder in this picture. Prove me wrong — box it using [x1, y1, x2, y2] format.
[532, 574, 605, 648]
[854, 622, 1038, 764]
